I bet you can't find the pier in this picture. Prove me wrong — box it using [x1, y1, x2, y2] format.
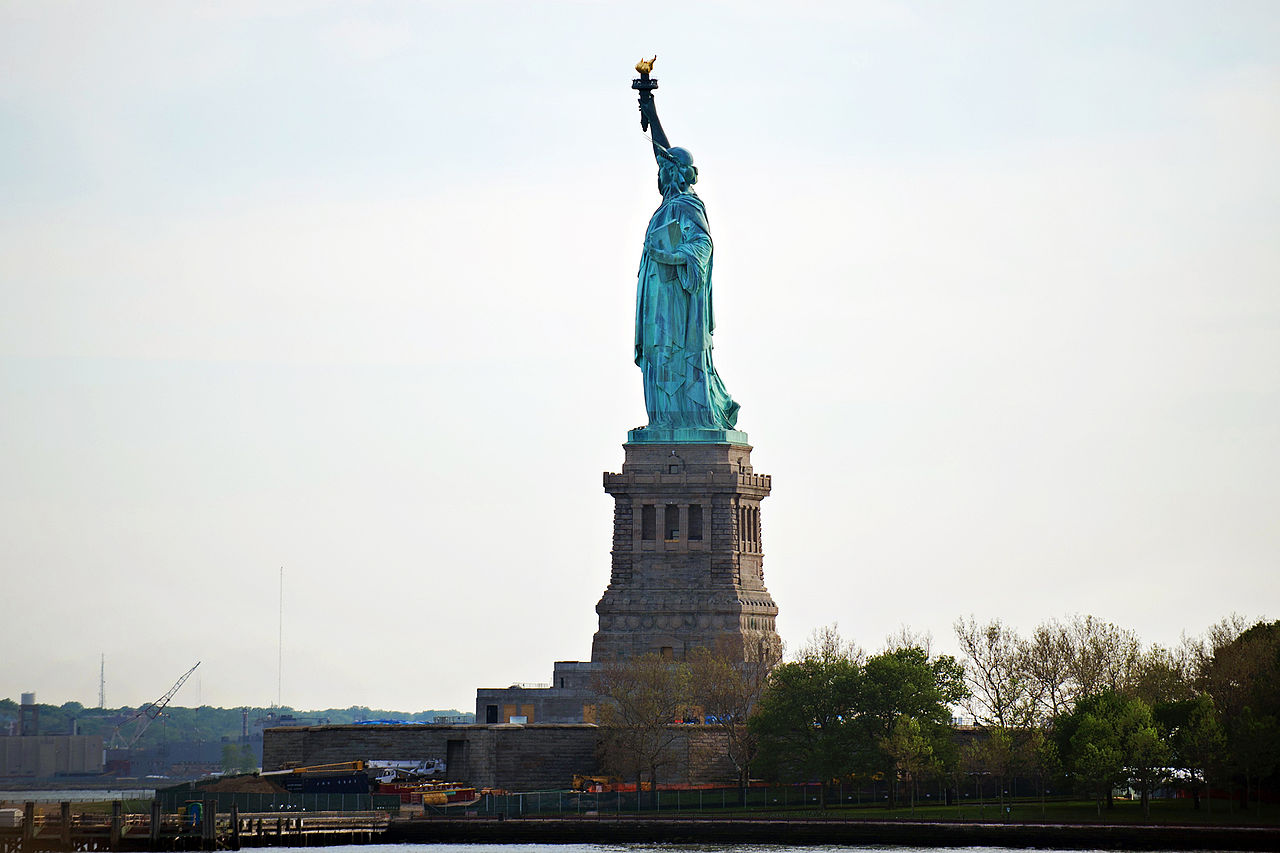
[5, 799, 1280, 851]
[0, 800, 387, 852]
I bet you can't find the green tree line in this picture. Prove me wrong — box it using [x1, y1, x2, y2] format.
[592, 615, 1278, 816]
[952, 613, 1279, 816]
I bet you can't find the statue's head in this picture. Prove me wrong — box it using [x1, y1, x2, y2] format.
[658, 146, 698, 194]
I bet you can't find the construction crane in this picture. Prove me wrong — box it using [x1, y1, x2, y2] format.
[107, 661, 200, 749]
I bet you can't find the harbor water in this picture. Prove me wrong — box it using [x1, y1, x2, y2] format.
[249, 844, 1244, 853]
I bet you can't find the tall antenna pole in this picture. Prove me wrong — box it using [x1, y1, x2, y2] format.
[99, 654, 105, 709]
[277, 566, 283, 708]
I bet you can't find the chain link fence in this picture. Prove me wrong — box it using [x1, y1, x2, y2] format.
[452, 784, 913, 818]
[155, 790, 401, 813]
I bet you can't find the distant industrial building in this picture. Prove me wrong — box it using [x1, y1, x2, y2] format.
[0, 734, 104, 779]
[0, 693, 103, 779]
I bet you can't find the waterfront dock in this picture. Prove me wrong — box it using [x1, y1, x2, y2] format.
[388, 815, 1280, 851]
[0, 801, 387, 852]
[4, 800, 1280, 851]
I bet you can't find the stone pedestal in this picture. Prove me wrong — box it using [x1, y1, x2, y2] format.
[591, 441, 782, 663]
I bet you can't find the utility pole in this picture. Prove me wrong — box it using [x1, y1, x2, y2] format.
[99, 654, 105, 709]
[277, 566, 283, 708]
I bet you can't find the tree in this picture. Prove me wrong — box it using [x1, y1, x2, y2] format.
[750, 648, 861, 806]
[884, 625, 933, 656]
[1230, 706, 1280, 815]
[1057, 692, 1128, 815]
[1124, 711, 1170, 817]
[752, 628, 966, 810]
[881, 715, 937, 815]
[958, 725, 1016, 813]
[1194, 619, 1280, 811]
[1185, 614, 1251, 680]
[1195, 620, 1279, 724]
[800, 622, 863, 665]
[954, 616, 1032, 730]
[1056, 690, 1165, 816]
[1063, 614, 1140, 699]
[592, 654, 690, 797]
[1072, 722, 1125, 815]
[1155, 693, 1224, 810]
[1026, 726, 1062, 815]
[1130, 644, 1194, 706]
[687, 639, 775, 794]
[1019, 620, 1074, 723]
[855, 646, 967, 808]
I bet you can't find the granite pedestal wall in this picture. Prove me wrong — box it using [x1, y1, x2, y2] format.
[593, 442, 782, 663]
[262, 724, 735, 790]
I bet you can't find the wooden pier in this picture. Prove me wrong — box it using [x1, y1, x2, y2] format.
[0, 801, 389, 852]
[8, 801, 1280, 851]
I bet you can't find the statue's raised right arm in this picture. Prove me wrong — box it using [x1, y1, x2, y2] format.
[632, 56, 671, 159]
[639, 97, 670, 156]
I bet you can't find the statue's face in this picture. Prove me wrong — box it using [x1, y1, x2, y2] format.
[658, 149, 695, 194]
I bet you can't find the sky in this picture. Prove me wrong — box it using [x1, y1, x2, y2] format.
[1, 1, 1277, 715]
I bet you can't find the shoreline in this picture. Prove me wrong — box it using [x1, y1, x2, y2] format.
[3, 811, 1278, 851]
[385, 815, 1280, 851]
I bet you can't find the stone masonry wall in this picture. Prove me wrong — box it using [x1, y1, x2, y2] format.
[262, 724, 601, 790]
[593, 442, 782, 663]
[262, 724, 737, 791]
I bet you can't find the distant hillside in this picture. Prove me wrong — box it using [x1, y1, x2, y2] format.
[0, 699, 472, 749]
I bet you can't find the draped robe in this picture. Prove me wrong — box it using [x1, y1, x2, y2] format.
[634, 186, 739, 430]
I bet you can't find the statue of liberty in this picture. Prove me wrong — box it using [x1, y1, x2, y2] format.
[630, 58, 741, 438]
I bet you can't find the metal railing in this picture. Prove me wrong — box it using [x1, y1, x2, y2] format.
[156, 790, 401, 813]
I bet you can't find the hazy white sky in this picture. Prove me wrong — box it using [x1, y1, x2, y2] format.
[1, 1, 1277, 713]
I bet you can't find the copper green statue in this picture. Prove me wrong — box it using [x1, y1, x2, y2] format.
[628, 57, 744, 444]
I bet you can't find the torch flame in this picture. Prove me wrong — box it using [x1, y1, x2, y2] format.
[635, 56, 656, 74]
